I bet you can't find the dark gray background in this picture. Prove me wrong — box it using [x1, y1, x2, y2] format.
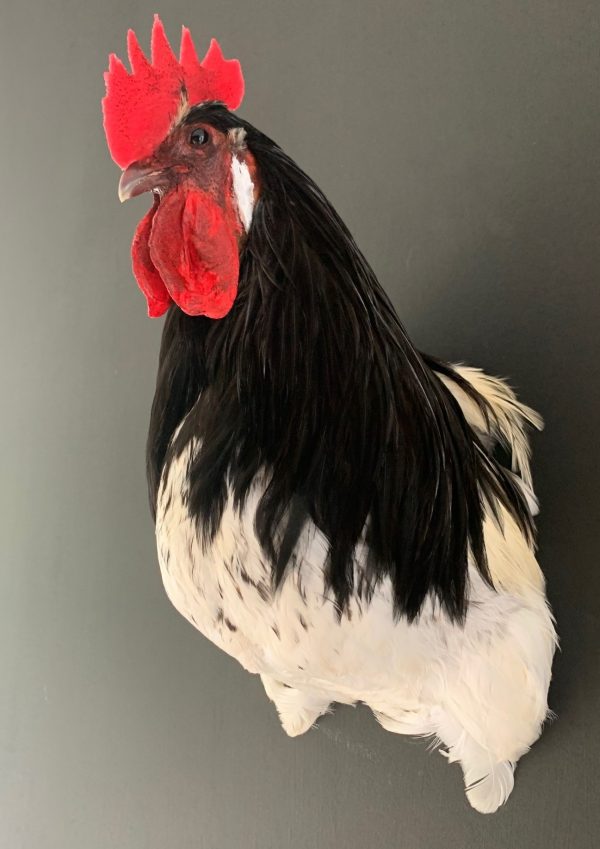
[1, 1, 598, 847]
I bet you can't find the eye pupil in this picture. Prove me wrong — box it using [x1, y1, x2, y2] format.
[190, 128, 208, 146]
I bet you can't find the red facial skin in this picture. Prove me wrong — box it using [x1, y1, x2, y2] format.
[122, 118, 259, 319]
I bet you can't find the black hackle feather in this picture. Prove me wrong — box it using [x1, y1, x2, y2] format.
[146, 104, 534, 623]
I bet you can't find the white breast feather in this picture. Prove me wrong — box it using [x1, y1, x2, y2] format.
[155, 425, 556, 814]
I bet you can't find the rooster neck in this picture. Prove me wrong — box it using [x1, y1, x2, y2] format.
[145, 114, 533, 621]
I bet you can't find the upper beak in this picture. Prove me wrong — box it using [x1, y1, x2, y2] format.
[118, 165, 166, 203]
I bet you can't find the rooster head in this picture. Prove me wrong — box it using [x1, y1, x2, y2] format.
[102, 15, 258, 318]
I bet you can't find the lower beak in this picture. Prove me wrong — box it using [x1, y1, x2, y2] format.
[118, 165, 166, 203]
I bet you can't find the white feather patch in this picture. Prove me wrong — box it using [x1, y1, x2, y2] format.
[156, 416, 556, 813]
[231, 155, 254, 232]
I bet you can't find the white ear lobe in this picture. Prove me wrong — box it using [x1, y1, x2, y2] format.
[228, 126, 247, 149]
[231, 154, 255, 232]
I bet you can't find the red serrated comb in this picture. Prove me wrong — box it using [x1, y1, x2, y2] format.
[103, 15, 245, 169]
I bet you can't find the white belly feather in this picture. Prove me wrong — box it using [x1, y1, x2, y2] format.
[156, 432, 555, 755]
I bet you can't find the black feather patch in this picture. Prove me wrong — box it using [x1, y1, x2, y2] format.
[146, 104, 534, 623]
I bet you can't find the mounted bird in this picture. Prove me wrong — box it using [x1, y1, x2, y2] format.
[102, 15, 556, 813]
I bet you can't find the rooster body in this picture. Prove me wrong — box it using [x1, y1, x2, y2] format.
[103, 19, 556, 814]
[155, 362, 554, 814]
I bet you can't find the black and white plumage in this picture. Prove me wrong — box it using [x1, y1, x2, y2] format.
[143, 105, 556, 813]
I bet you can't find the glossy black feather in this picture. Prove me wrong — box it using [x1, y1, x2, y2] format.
[146, 104, 534, 622]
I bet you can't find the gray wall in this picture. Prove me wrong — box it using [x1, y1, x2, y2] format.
[1, 1, 598, 847]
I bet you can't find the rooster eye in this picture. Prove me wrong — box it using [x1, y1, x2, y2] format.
[190, 128, 209, 146]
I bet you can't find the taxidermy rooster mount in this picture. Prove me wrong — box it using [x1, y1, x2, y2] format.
[102, 16, 556, 813]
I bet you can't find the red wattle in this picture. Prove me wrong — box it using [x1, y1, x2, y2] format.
[131, 202, 173, 317]
[147, 187, 241, 319]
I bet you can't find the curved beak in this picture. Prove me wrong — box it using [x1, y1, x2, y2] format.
[118, 165, 166, 203]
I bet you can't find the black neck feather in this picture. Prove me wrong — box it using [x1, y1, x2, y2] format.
[146, 105, 533, 622]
